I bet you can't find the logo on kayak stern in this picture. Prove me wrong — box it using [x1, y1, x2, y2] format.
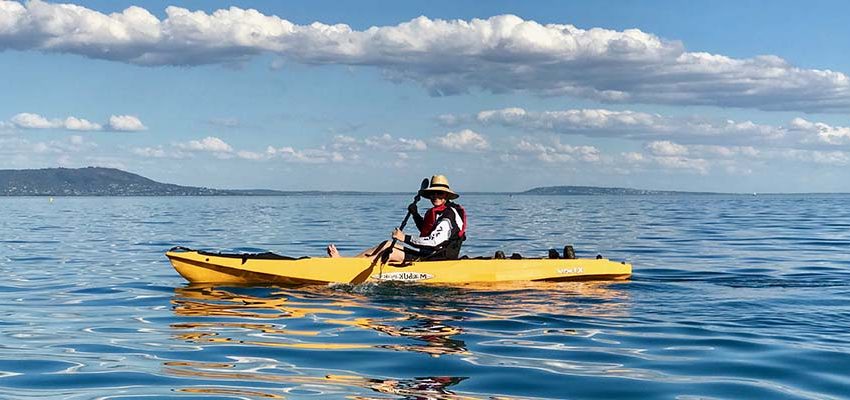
[374, 272, 434, 282]
[558, 267, 584, 275]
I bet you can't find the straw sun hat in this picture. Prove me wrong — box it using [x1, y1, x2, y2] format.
[419, 175, 459, 200]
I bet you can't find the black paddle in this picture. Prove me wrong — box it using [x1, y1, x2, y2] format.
[349, 178, 430, 284]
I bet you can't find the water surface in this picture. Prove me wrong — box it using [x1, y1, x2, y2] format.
[1, 195, 849, 399]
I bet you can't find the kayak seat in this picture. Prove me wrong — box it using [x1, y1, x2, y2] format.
[195, 249, 306, 261]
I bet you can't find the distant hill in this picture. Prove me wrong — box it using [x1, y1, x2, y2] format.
[0, 167, 234, 196]
[520, 185, 719, 195]
[0, 167, 390, 196]
[0, 167, 722, 196]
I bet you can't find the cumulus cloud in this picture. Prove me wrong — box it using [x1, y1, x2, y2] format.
[330, 133, 426, 153]
[364, 133, 427, 152]
[108, 115, 147, 131]
[646, 140, 688, 157]
[625, 140, 847, 174]
[465, 107, 785, 144]
[8, 112, 145, 132]
[64, 116, 101, 131]
[0, 134, 94, 159]
[454, 107, 850, 150]
[772, 149, 850, 166]
[513, 137, 600, 163]
[177, 136, 233, 154]
[11, 112, 101, 130]
[131, 146, 188, 159]
[265, 146, 345, 163]
[2, 2, 849, 111]
[12, 113, 60, 129]
[789, 118, 850, 145]
[133, 133, 420, 163]
[434, 129, 489, 152]
[478, 108, 661, 132]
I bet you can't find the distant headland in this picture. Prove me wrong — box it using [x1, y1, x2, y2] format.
[0, 167, 718, 196]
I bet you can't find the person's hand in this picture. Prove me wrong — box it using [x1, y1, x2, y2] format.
[392, 227, 405, 241]
[407, 203, 418, 214]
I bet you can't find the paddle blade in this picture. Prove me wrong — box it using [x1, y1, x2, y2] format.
[416, 178, 429, 200]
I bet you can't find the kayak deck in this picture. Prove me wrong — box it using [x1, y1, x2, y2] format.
[166, 248, 632, 285]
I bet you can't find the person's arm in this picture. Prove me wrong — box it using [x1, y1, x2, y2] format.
[404, 219, 452, 249]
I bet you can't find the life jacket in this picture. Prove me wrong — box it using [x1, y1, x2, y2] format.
[419, 201, 467, 259]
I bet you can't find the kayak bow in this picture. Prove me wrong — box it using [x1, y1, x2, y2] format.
[166, 248, 632, 285]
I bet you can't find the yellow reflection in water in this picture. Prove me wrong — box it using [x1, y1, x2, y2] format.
[167, 282, 630, 398]
[166, 360, 484, 400]
[170, 286, 472, 357]
[172, 286, 353, 319]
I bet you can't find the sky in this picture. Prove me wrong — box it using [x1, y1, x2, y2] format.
[2, 0, 850, 193]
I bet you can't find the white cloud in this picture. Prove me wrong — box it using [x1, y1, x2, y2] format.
[772, 149, 850, 166]
[11, 112, 58, 129]
[265, 145, 345, 163]
[434, 129, 489, 152]
[622, 152, 646, 163]
[330, 133, 425, 153]
[235, 150, 266, 160]
[0, 134, 94, 158]
[2, 3, 849, 111]
[627, 140, 848, 175]
[653, 156, 710, 175]
[466, 107, 785, 145]
[646, 140, 688, 156]
[178, 136, 233, 153]
[478, 108, 660, 132]
[8, 112, 145, 132]
[513, 137, 600, 163]
[789, 118, 850, 145]
[108, 115, 147, 131]
[133, 146, 171, 158]
[64, 116, 101, 131]
[331, 134, 360, 151]
[364, 133, 427, 152]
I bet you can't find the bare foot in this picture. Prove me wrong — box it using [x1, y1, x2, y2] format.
[326, 244, 340, 258]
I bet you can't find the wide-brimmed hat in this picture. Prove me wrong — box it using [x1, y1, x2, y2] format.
[419, 175, 459, 200]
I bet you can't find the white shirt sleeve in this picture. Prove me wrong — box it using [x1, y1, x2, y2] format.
[409, 219, 452, 248]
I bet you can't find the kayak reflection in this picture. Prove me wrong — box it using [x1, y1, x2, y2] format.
[166, 361, 476, 400]
[170, 286, 469, 357]
[167, 287, 483, 398]
[167, 282, 631, 398]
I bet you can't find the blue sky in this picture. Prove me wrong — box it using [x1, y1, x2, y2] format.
[2, 1, 850, 192]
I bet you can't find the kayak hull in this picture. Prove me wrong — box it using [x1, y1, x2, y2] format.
[166, 249, 632, 285]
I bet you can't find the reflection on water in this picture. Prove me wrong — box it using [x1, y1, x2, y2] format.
[166, 283, 629, 399]
[170, 285, 472, 355]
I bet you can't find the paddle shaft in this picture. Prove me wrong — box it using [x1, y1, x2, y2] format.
[350, 178, 429, 284]
[380, 192, 422, 262]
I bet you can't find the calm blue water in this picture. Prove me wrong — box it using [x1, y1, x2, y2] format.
[1, 195, 849, 399]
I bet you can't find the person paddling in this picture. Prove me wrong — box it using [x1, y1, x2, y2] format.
[327, 175, 467, 262]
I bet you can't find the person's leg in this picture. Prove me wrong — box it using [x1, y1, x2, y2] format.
[328, 240, 406, 260]
[355, 240, 389, 257]
[360, 240, 406, 262]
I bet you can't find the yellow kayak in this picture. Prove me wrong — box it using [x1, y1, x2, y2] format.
[166, 247, 632, 285]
